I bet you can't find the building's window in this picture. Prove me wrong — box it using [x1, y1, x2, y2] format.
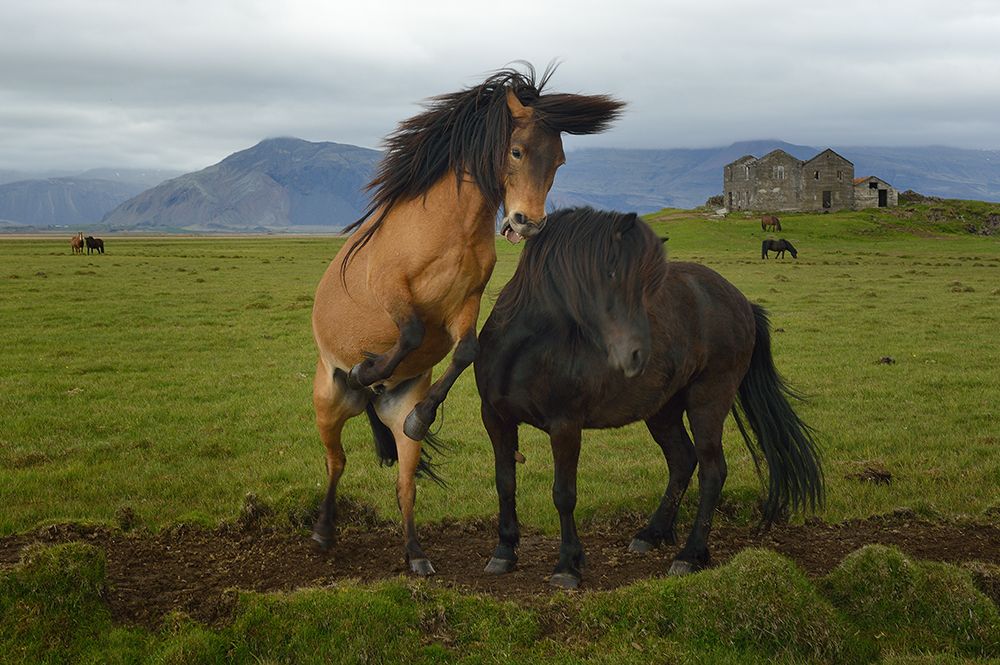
[837, 170, 843, 180]
[869, 181, 878, 189]
[814, 170, 820, 179]
[745, 165, 750, 178]
[774, 165, 785, 180]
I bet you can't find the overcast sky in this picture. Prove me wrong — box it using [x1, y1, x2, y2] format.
[3, 0, 999, 173]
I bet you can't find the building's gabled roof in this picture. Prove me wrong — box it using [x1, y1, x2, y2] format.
[758, 149, 802, 164]
[724, 154, 758, 168]
[853, 175, 893, 187]
[803, 148, 853, 166]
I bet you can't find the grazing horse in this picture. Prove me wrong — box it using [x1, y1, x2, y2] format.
[475, 207, 822, 588]
[70, 232, 84, 255]
[84, 236, 104, 254]
[762, 238, 797, 259]
[761, 214, 781, 231]
[310, 66, 624, 575]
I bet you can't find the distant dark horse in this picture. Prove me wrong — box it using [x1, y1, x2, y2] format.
[85, 236, 104, 255]
[762, 238, 797, 259]
[761, 214, 781, 231]
[475, 207, 822, 588]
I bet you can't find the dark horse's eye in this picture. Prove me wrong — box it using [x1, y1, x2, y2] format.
[511, 148, 523, 159]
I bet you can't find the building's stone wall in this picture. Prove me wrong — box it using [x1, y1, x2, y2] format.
[854, 176, 899, 209]
[801, 149, 854, 211]
[751, 150, 804, 211]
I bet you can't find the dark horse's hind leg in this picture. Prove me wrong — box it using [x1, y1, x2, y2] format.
[549, 422, 585, 589]
[629, 397, 697, 553]
[482, 403, 521, 575]
[670, 389, 732, 575]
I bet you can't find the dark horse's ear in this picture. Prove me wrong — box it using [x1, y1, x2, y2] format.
[613, 212, 638, 239]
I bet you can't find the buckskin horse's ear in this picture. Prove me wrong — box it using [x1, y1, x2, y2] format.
[506, 88, 532, 123]
[614, 212, 638, 239]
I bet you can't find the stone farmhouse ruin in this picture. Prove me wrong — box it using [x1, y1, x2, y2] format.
[723, 148, 897, 212]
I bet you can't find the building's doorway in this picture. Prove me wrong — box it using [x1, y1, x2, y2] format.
[878, 189, 888, 207]
[822, 191, 832, 209]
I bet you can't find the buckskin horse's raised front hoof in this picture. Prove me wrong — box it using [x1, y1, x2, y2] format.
[484, 557, 517, 575]
[668, 560, 698, 576]
[409, 558, 436, 576]
[402, 409, 430, 442]
[549, 572, 581, 590]
[627, 537, 655, 554]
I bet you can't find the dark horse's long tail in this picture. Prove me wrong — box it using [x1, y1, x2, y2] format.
[732, 304, 824, 526]
[365, 402, 446, 486]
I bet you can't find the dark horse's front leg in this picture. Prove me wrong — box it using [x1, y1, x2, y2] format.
[549, 422, 585, 589]
[403, 295, 482, 441]
[482, 402, 521, 574]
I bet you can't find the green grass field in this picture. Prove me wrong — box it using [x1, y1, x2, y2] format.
[2, 206, 998, 536]
[2, 203, 1000, 662]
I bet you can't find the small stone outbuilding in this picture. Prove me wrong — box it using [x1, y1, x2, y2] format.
[853, 176, 898, 209]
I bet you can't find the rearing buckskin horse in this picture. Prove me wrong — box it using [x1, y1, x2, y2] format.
[761, 214, 781, 231]
[311, 65, 624, 574]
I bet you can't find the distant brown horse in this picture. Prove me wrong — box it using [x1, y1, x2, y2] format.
[310, 64, 624, 575]
[761, 214, 782, 231]
[70, 232, 84, 255]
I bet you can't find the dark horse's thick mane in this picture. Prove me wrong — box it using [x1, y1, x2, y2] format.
[493, 207, 667, 344]
[340, 64, 625, 277]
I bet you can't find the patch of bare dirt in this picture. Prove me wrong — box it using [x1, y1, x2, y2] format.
[2, 511, 998, 629]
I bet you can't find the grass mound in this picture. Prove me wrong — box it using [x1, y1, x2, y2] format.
[824, 544, 1000, 657]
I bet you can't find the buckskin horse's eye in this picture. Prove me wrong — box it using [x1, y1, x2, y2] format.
[511, 147, 523, 160]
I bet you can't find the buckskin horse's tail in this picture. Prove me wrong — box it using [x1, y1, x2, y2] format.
[365, 402, 446, 486]
[731, 304, 824, 526]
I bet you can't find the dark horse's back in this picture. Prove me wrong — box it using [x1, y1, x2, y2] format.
[476, 259, 755, 431]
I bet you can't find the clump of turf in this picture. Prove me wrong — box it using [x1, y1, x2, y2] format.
[824, 545, 1000, 657]
[0, 542, 150, 663]
[579, 548, 875, 664]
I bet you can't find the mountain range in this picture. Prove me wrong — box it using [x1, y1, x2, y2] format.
[2, 138, 999, 232]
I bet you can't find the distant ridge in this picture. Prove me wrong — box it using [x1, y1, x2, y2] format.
[100, 138, 381, 232]
[4, 138, 999, 231]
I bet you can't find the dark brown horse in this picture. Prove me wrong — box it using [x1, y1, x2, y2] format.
[311, 65, 624, 575]
[761, 214, 781, 231]
[85, 236, 104, 254]
[70, 232, 84, 255]
[762, 238, 797, 259]
[475, 207, 822, 588]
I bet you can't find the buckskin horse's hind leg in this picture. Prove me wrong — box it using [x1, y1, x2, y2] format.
[629, 396, 697, 553]
[312, 361, 367, 550]
[403, 294, 482, 441]
[373, 372, 436, 575]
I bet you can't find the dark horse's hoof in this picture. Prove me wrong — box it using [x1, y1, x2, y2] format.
[668, 560, 698, 576]
[409, 558, 436, 576]
[311, 532, 334, 552]
[627, 538, 656, 554]
[403, 409, 430, 441]
[484, 557, 517, 575]
[549, 572, 581, 590]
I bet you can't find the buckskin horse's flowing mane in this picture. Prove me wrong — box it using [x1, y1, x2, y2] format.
[340, 64, 625, 278]
[492, 207, 667, 345]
